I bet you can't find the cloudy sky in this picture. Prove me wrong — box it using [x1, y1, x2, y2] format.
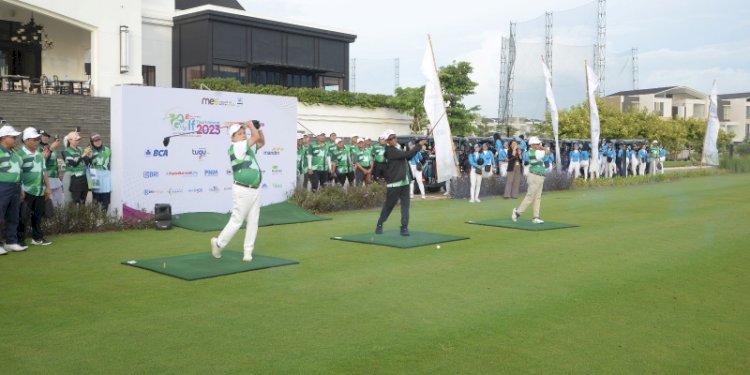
[238, 0, 750, 118]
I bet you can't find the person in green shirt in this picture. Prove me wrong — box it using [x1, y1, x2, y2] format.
[512, 136, 547, 224]
[330, 138, 354, 187]
[211, 120, 264, 262]
[89, 133, 112, 211]
[371, 136, 387, 182]
[647, 140, 660, 175]
[62, 131, 91, 205]
[0, 124, 28, 255]
[307, 132, 330, 192]
[40, 131, 63, 206]
[18, 128, 51, 246]
[353, 138, 373, 186]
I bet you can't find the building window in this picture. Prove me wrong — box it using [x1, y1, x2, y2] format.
[250, 67, 313, 88]
[251, 68, 282, 86]
[181, 65, 206, 88]
[746, 105, 750, 120]
[654, 102, 664, 116]
[286, 73, 313, 88]
[320, 76, 343, 91]
[211, 65, 247, 83]
[142, 65, 156, 86]
[693, 103, 705, 118]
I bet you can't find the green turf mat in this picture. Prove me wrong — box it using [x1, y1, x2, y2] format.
[466, 218, 578, 231]
[121, 251, 298, 281]
[331, 231, 468, 248]
[172, 201, 330, 232]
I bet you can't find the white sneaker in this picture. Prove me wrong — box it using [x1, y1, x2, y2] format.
[469, 199, 475, 203]
[242, 255, 253, 262]
[210, 237, 222, 259]
[5, 243, 27, 252]
[443, 191, 449, 196]
[421, 195, 426, 200]
[532, 217, 545, 224]
[32, 239, 52, 246]
[512, 208, 520, 222]
[0, 246, 6, 255]
[475, 198, 481, 203]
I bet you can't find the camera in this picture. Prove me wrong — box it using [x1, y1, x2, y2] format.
[476, 158, 484, 166]
[251, 120, 261, 130]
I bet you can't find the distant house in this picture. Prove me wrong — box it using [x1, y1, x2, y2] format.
[717, 92, 750, 143]
[605, 86, 708, 120]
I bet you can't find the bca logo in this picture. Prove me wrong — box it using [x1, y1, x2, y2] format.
[145, 149, 168, 157]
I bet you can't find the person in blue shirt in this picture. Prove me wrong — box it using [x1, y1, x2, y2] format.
[468, 143, 483, 203]
[627, 145, 636, 176]
[638, 144, 648, 175]
[543, 146, 555, 171]
[580, 145, 590, 180]
[493, 134, 503, 175]
[616, 144, 627, 177]
[659, 145, 667, 174]
[605, 142, 616, 178]
[497, 141, 509, 177]
[409, 141, 426, 200]
[518, 135, 527, 152]
[568, 143, 581, 178]
[481, 143, 495, 179]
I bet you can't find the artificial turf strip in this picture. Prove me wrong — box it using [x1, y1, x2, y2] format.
[171, 201, 330, 231]
[121, 251, 298, 280]
[2, 174, 750, 374]
[331, 231, 469, 248]
[466, 218, 578, 231]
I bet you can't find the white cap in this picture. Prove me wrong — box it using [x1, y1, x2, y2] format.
[335, 138, 342, 144]
[0, 125, 21, 138]
[652, 140, 658, 144]
[66, 131, 81, 141]
[22, 127, 41, 141]
[528, 136, 542, 145]
[296, 133, 304, 140]
[382, 129, 396, 139]
[356, 138, 364, 143]
[229, 124, 243, 136]
[351, 134, 358, 138]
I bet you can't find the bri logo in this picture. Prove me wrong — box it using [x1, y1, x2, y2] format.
[204, 169, 218, 177]
[145, 149, 168, 157]
[143, 171, 159, 179]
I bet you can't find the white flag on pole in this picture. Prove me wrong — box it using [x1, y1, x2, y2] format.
[542, 58, 561, 172]
[421, 38, 458, 183]
[702, 81, 720, 166]
[586, 63, 601, 168]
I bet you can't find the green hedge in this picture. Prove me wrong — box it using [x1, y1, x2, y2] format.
[720, 156, 750, 173]
[192, 78, 397, 109]
[289, 183, 387, 213]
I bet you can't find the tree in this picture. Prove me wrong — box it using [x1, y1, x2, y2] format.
[391, 60, 481, 136]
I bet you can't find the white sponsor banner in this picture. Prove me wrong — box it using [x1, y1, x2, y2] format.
[110, 86, 297, 218]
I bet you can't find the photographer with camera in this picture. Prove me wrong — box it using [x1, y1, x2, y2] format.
[62, 131, 91, 205]
[503, 140, 523, 199]
[40, 131, 63, 206]
[211, 120, 264, 262]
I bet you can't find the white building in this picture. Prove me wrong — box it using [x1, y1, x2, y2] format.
[605, 86, 709, 120]
[718, 92, 750, 143]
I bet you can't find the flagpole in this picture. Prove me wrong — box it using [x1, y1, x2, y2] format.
[426, 34, 460, 177]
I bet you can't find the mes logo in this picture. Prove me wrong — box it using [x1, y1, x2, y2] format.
[145, 149, 168, 157]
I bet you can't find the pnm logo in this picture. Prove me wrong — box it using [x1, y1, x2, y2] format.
[145, 149, 168, 157]
[204, 169, 218, 177]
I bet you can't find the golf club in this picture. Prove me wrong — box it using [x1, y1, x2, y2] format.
[162, 130, 200, 147]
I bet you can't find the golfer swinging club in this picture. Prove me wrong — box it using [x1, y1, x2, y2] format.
[512, 136, 547, 224]
[211, 120, 264, 261]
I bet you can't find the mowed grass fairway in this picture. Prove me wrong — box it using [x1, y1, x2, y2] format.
[1, 174, 749, 374]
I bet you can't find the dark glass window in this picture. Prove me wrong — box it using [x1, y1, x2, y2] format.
[142, 65, 156, 86]
[181, 65, 205, 88]
[320, 76, 343, 91]
[211, 65, 247, 83]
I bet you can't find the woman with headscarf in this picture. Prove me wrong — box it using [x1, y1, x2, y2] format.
[89, 133, 111, 210]
[503, 140, 523, 199]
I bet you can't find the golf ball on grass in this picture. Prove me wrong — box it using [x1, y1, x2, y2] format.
[436, 245, 441, 249]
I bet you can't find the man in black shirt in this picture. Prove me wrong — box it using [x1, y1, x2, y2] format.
[375, 130, 427, 236]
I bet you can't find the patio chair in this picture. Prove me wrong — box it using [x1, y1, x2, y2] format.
[80, 78, 92, 96]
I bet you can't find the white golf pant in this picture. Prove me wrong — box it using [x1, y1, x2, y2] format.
[217, 184, 261, 258]
[469, 169, 482, 201]
[660, 157, 666, 174]
[517, 173, 545, 218]
[639, 161, 646, 176]
[409, 164, 425, 198]
[650, 160, 657, 175]
[499, 162, 508, 177]
[580, 161, 589, 179]
[568, 161, 580, 178]
[630, 157, 638, 176]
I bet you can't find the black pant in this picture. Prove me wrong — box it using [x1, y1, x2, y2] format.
[69, 175, 88, 204]
[373, 162, 386, 181]
[0, 183, 21, 244]
[18, 194, 45, 243]
[377, 185, 410, 229]
[336, 172, 354, 187]
[93, 192, 111, 211]
[310, 170, 329, 192]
